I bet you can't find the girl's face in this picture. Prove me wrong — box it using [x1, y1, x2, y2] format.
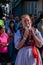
[10, 22, 14, 28]
[21, 15, 32, 29]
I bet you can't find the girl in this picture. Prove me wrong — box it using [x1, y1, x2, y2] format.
[14, 15, 43, 65]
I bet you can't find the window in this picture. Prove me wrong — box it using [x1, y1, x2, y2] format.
[33, 1, 37, 15]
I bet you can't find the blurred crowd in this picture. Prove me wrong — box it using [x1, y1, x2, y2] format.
[1, 13, 43, 64]
[0, 6, 43, 65]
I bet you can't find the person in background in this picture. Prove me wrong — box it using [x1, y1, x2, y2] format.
[2, 17, 6, 25]
[14, 14, 43, 65]
[5, 17, 10, 33]
[31, 15, 37, 28]
[37, 18, 43, 37]
[5, 14, 15, 33]
[0, 20, 11, 65]
[37, 18, 43, 64]
[7, 20, 16, 65]
[14, 16, 20, 31]
[9, 14, 14, 20]
[35, 14, 43, 28]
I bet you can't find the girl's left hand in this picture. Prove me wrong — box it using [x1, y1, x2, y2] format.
[29, 27, 34, 36]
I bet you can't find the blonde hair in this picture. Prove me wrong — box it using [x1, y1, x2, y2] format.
[21, 14, 31, 20]
[21, 15, 26, 20]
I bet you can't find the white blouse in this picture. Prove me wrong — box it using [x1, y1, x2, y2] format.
[14, 29, 43, 49]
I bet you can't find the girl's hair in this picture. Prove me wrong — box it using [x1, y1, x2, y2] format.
[9, 20, 14, 26]
[21, 14, 31, 20]
[9, 20, 16, 32]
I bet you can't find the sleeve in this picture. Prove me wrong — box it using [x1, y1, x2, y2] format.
[7, 36, 10, 43]
[14, 30, 21, 49]
[7, 28, 11, 34]
[35, 29, 43, 47]
[6, 34, 10, 43]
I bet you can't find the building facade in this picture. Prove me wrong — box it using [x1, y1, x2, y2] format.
[13, 0, 43, 17]
[13, 0, 43, 35]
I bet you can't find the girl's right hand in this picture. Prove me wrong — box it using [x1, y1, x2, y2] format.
[23, 29, 29, 39]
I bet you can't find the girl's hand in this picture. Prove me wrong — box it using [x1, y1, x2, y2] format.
[1, 43, 9, 47]
[29, 27, 34, 36]
[23, 29, 29, 39]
